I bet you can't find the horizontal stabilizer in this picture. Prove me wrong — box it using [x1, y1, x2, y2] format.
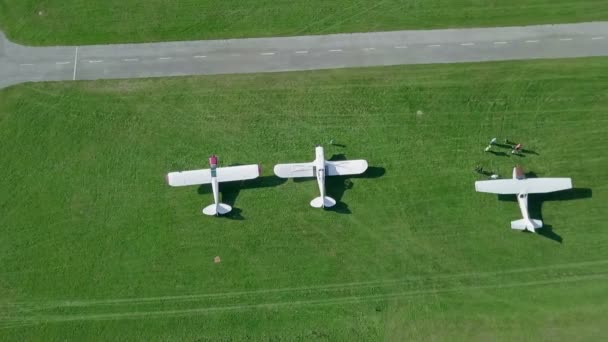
[202, 203, 232, 216]
[475, 178, 572, 195]
[326, 160, 368, 176]
[274, 162, 315, 178]
[511, 219, 543, 232]
[310, 196, 336, 208]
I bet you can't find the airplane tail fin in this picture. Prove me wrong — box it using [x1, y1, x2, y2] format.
[202, 203, 232, 216]
[310, 196, 336, 208]
[511, 219, 543, 232]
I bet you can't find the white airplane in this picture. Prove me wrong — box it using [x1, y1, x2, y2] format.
[274, 145, 368, 208]
[475, 165, 572, 232]
[166, 155, 259, 216]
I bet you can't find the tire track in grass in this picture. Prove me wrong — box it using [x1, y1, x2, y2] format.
[1, 272, 605, 328]
[3, 259, 606, 312]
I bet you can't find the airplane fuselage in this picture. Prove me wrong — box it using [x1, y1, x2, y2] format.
[512, 166, 538, 231]
[314, 146, 326, 200]
[517, 193, 530, 220]
[513, 165, 529, 220]
[209, 156, 220, 214]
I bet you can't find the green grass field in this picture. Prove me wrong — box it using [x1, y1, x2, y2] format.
[1, 0, 608, 45]
[1, 58, 607, 340]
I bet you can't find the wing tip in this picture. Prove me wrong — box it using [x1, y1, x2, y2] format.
[165, 172, 177, 187]
[362, 159, 369, 173]
[272, 163, 289, 178]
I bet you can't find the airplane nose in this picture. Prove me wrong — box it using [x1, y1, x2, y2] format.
[209, 155, 218, 166]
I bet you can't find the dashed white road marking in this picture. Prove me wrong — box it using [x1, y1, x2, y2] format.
[525, 40, 539, 43]
[19, 63, 34, 66]
[55, 61, 70, 65]
[159, 57, 172, 60]
[559, 38, 573, 41]
[591, 36, 605, 40]
[493, 41, 508, 45]
[193, 55, 207, 58]
[460, 42, 475, 46]
[428, 44, 441, 47]
[329, 49, 343, 52]
[394, 46, 407, 49]
[123, 58, 139, 62]
[260, 52, 275, 56]
[295, 50, 309, 54]
[88, 60, 103, 63]
[363, 47, 376, 51]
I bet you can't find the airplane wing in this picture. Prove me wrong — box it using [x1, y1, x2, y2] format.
[216, 164, 260, 182]
[167, 169, 212, 187]
[326, 160, 368, 176]
[520, 178, 572, 193]
[475, 178, 572, 194]
[274, 162, 315, 178]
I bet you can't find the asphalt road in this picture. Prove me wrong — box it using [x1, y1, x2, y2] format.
[1, 22, 608, 89]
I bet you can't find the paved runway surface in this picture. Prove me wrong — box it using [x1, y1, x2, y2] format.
[1, 22, 607, 89]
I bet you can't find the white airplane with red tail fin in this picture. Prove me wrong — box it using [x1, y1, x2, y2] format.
[274, 146, 368, 208]
[475, 165, 572, 232]
[166, 155, 260, 216]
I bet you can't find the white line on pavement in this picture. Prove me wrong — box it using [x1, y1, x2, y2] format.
[193, 55, 207, 58]
[260, 52, 275, 55]
[428, 44, 441, 47]
[363, 47, 376, 51]
[460, 43, 475, 46]
[19, 63, 34, 66]
[295, 50, 309, 54]
[591, 36, 605, 40]
[123, 58, 139, 62]
[525, 40, 539, 43]
[329, 49, 342, 52]
[493, 41, 508, 45]
[559, 38, 573, 41]
[159, 57, 172, 60]
[88, 60, 103, 63]
[394, 46, 407, 49]
[73, 46, 78, 81]
[56, 61, 70, 65]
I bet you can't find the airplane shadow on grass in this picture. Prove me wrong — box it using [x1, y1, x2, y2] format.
[294, 153, 386, 214]
[197, 175, 287, 220]
[498, 186, 593, 243]
[487, 151, 510, 157]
